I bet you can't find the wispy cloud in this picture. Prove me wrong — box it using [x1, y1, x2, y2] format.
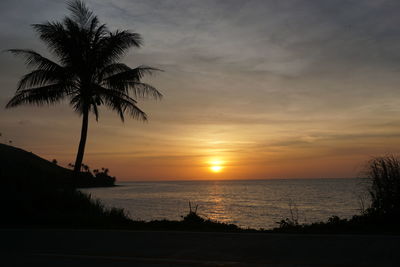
[1, 0, 400, 179]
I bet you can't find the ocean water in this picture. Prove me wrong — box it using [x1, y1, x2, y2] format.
[81, 178, 369, 229]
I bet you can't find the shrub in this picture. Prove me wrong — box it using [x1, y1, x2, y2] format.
[366, 155, 400, 217]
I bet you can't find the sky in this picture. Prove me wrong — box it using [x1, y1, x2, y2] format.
[1, 0, 400, 180]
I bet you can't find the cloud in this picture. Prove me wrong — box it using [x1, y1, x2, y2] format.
[2, 0, 400, 179]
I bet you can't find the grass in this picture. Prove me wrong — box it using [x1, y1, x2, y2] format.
[366, 155, 400, 217]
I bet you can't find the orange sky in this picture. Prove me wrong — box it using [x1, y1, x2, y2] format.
[2, 0, 400, 180]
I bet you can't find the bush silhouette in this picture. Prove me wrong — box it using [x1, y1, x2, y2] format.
[366, 155, 400, 217]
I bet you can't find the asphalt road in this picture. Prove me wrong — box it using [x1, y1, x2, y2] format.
[1, 229, 399, 266]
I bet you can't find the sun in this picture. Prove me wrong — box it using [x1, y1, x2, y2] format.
[209, 159, 224, 173]
[210, 165, 223, 173]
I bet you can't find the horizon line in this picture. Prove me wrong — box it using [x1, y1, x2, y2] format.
[116, 177, 365, 183]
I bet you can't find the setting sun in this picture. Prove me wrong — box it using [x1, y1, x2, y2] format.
[209, 160, 224, 173]
[210, 165, 223, 173]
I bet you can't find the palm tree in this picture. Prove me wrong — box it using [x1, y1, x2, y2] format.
[5, 0, 162, 173]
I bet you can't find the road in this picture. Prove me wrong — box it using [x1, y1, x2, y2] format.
[1, 229, 399, 266]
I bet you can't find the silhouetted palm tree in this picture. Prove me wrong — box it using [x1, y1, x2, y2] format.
[6, 1, 162, 173]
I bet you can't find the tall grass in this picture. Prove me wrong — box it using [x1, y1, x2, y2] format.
[366, 155, 400, 217]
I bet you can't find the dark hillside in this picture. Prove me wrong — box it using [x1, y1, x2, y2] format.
[0, 144, 74, 188]
[0, 144, 128, 228]
[0, 144, 115, 188]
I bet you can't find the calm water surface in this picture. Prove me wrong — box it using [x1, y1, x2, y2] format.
[81, 178, 368, 229]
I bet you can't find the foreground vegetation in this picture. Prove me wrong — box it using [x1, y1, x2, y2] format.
[2, 181, 242, 232]
[272, 155, 400, 234]
[2, 143, 400, 233]
[0, 144, 243, 232]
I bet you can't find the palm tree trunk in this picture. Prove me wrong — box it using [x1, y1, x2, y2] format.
[74, 106, 89, 173]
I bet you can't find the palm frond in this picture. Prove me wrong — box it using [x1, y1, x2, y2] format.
[6, 84, 69, 108]
[104, 65, 163, 99]
[97, 30, 142, 65]
[88, 15, 100, 34]
[92, 23, 108, 46]
[97, 63, 131, 81]
[95, 85, 147, 121]
[17, 69, 67, 90]
[129, 82, 163, 100]
[106, 65, 161, 81]
[68, 0, 97, 29]
[91, 98, 100, 121]
[32, 22, 69, 60]
[7, 49, 62, 72]
[69, 93, 84, 113]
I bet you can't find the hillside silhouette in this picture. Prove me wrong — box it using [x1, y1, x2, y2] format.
[0, 144, 72, 185]
[0, 144, 115, 188]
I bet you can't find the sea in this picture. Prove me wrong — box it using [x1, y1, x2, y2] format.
[81, 178, 369, 229]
